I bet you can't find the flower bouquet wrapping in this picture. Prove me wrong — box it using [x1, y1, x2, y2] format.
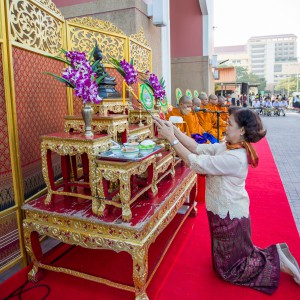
[139, 71, 166, 119]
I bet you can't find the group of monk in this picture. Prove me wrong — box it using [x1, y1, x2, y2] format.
[165, 93, 229, 144]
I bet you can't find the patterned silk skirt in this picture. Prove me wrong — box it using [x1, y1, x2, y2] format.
[207, 210, 280, 294]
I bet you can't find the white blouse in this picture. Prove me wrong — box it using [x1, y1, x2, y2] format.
[188, 143, 250, 220]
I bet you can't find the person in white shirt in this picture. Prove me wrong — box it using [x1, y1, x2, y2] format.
[252, 98, 261, 114]
[265, 99, 273, 116]
[279, 99, 288, 116]
[273, 99, 280, 116]
[154, 107, 300, 295]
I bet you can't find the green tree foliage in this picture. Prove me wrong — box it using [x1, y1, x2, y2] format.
[275, 77, 299, 95]
[235, 66, 267, 91]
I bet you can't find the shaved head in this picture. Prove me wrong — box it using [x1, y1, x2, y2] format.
[179, 95, 192, 105]
[192, 97, 201, 107]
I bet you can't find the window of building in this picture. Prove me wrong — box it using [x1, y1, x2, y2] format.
[274, 64, 282, 72]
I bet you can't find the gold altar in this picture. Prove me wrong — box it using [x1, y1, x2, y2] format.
[22, 166, 197, 300]
[40, 132, 111, 214]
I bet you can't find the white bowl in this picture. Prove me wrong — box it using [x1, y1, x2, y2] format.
[123, 142, 139, 147]
[110, 146, 122, 156]
[121, 147, 139, 159]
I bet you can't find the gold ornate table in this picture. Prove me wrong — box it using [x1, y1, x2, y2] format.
[96, 153, 159, 222]
[128, 124, 152, 141]
[64, 114, 129, 142]
[91, 98, 130, 116]
[129, 110, 160, 137]
[22, 165, 197, 300]
[40, 132, 111, 214]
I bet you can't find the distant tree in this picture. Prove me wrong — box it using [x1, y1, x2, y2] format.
[275, 77, 299, 96]
[235, 66, 267, 91]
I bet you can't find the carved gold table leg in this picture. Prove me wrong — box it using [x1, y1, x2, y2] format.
[23, 221, 43, 282]
[120, 173, 132, 222]
[133, 246, 149, 300]
[41, 144, 54, 205]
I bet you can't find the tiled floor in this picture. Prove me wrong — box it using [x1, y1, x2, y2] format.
[1, 110, 300, 284]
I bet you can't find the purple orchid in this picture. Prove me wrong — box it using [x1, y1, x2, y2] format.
[60, 50, 101, 104]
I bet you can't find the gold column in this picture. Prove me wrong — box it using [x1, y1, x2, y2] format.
[0, 0, 27, 267]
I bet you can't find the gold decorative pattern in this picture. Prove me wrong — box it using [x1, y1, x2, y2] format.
[129, 28, 150, 47]
[9, 0, 64, 54]
[40, 134, 111, 213]
[156, 151, 175, 183]
[22, 171, 197, 299]
[64, 115, 129, 141]
[96, 155, 157, 222]
[35, 0, 64, 18]
[129, 41, 151, 73]
[129, 125, 152, 141]
[68, 26, 125, 63]
[129, 29, 151, 72]
[68, 17, 125, 35]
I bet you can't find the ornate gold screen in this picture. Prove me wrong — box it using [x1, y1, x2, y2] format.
[0, 0, 152, 273]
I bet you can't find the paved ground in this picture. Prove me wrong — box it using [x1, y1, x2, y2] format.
[261, 109, 300, 234]
[1, 110, 300, 284]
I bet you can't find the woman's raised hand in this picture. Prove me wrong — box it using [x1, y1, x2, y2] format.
[153, 118, 175, 140]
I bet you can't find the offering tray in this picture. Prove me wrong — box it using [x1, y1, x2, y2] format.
[98, 145, 163, 162]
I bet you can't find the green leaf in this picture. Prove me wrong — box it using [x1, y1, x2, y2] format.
[91, 59, 101, 72]
[88, 43, 98, 62]
[44, 53, 71, 65]
[96, 74, 107, 84]
[130, 58, 134, 66]
[44, 72, 75, 88]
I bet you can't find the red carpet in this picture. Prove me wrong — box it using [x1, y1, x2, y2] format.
[1, 138, 300, 299]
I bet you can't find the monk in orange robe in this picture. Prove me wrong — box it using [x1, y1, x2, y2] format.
[206, 94, 227, 140]
[217, 95, 229, 135]
[166, 95, 205, 137]
[196, 93, 217, 137]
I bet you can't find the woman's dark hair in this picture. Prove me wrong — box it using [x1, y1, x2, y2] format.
[228, 107, 267, 143]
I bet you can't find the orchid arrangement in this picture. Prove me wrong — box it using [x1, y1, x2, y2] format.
[45, 45, 105, 104]
[140, 71, 166, 100]
[109, 57, 138, 86]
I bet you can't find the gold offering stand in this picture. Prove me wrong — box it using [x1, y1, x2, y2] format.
[96, 147, 175, 222]
[64, 114, 129, 142]
[96, 153, 158, 222]
[40, 132, 111, 214]
[91, 98, 130, 116]
[22, 165, 197, 300]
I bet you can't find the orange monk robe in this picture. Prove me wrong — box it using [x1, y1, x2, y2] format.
[166, 108, 205, 136]
[216, 105, 228, 134]
[207, 104, 227, 138]
[197, 106, 216, 136]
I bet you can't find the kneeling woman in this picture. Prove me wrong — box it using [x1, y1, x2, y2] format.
[154, 107, 300, 294]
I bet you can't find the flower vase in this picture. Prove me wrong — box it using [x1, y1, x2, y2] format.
[81, 103, 94, 137]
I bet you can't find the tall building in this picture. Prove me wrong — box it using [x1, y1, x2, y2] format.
[214, 45, 249, 70]
[247, 34, 298, 89]
[214, 34, 300, 92]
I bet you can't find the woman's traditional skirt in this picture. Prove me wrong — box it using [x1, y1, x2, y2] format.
[207, 210, 280, 294]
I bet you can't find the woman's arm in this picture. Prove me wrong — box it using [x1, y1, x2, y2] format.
[172, 125, 198, 153]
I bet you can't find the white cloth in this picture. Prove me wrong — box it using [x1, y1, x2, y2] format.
[188, 143, 250, 220]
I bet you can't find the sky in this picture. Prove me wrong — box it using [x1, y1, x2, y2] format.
[214, 0, 300, 56]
